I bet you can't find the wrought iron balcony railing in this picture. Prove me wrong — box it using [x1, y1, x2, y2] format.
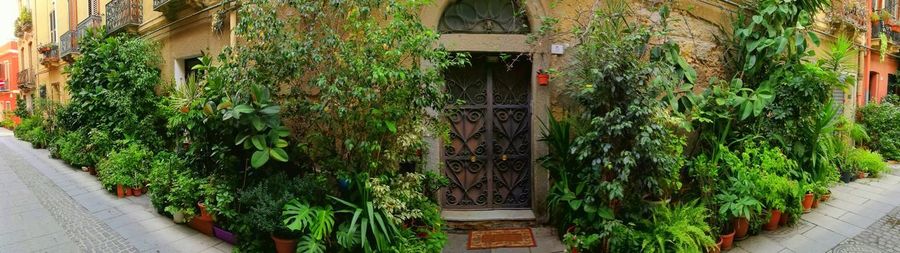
[78, 15, 102, 38]
[40, 46, 60, 67]
[871, 22, 900, 44]
[17, 69, 33, 91]
[106, 0, 143, 34]
[60, 31, 76, 59]
[153, 0, 180, 11]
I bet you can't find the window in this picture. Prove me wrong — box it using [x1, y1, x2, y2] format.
[4, 102, 10, 111]
[174, 56, 202, 85]
[50, 10, 57, 44]
[88, 0, 98, 16]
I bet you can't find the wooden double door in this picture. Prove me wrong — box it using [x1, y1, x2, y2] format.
[442, 55, 532, 209]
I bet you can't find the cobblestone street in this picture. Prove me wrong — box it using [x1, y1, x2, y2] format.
[0, 128, 232, 253]
[730, 164, 900, 253]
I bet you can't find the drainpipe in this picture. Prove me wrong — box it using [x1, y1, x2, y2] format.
[862, 0, 873, 107]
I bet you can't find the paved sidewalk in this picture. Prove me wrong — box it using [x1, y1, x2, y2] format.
[0, 128, 233, 253]
[732, 164, 900, 253]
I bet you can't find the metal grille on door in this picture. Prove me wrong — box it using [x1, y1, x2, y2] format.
[442, 55, 531, 209]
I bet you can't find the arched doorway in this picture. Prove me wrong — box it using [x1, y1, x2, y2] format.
[428, 0, 550, 215]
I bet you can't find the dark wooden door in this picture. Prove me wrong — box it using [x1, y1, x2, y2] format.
[443, 55, 531, 209]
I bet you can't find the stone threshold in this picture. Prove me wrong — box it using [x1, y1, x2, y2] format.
[441, 209, 536, 222]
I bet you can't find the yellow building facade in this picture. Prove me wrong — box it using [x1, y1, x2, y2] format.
[16, 0, 233, 107]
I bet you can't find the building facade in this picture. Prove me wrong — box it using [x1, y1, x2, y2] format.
[0, 41, 20, 124]
[862, 0, 900, 105]
[14, 0, 868, 226]
[15, 0, 233, 110]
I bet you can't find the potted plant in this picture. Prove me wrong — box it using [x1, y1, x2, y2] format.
[282, 200, 335, 253]
[537, 69, 550, 86]
[716, 191, 762, 241]
[801, 183, 815, 213]
[164, 170, 202, 224]
[760, 174, 789, 231]
[235, 174, 328, 253]
[37, 43, 53, 54]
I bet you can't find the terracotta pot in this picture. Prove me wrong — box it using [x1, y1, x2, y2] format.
[779, 212, 790, 226]
[820, 191, 831, 202]
[720, 230, 735, 250]
[125, 187, 133, 196]
[88, 167, 97, 176]
[116, 184, 125, 198]
[858, 171, 867, 179]
[132, 187, 142, 197]
[812, 196, 820, 208]
[802, 193, 814, 213]
[189, 215, 214, 236]
[733, 217, 750, 240]
[537, 73, 550, 86]
[764, 209, 782, 231]
[271, 235, 298, 253]
[710, 237, 723, 253]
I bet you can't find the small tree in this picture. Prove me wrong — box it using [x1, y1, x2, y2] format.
[567, 2, 691, 206]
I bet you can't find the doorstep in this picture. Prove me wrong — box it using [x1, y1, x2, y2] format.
[441, 209, 536, 222]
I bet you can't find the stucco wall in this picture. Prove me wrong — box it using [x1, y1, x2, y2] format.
[864, 49, 898, 104]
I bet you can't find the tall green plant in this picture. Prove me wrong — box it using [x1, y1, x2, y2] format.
[567, 0, 688, 204]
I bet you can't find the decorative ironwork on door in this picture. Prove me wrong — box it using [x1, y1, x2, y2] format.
[443, 56, 531, 209]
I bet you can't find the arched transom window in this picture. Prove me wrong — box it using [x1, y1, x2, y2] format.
[438, 0, 530, 34]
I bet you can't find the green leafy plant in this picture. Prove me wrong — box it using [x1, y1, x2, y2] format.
[96, 142, 152, 190]
[57, 130, 91, 167]
[619, 202, 716, 253]
[567, 0, 688, 207]
[233, 174, 329, 251]
[282, 200, 335, 253]
[330, 176, 402, 253]
[859, 101, 900, 160]
[849, 148, 889, 177]
[61, 28, 166, 150]
[716, 193, 763, 221]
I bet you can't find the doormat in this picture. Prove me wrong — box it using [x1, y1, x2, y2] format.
[467, 228, 536, 249]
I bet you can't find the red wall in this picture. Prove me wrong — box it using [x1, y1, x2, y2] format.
[0, 41, 20, 125]
[860, 48, 898, 106]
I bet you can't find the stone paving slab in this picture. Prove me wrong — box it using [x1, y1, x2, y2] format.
[732, 164, 900, 253]
[0, 129, 234, 253]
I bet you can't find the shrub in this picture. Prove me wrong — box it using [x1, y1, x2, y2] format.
[14, 115, 41, 141]
[848, 148, 889, 177]
[859, 101, 900, 160]
[97, 142, 152, 190]
[234, 173, 329, 252]
[148, 151, 186, 214]
[57, 131, 91, 167]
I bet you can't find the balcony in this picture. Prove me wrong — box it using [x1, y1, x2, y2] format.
[60, 15, 103, 62]
[106, 0, 143, 34]
[153, 0, 181, 12]
[40, 45, 60, 68]
[871, 22, 900, 47]
[17, 69, 33, 91]
[60, 31, 76, 60]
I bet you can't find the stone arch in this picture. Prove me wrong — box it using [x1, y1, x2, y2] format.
[422, 0, 548, 34]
